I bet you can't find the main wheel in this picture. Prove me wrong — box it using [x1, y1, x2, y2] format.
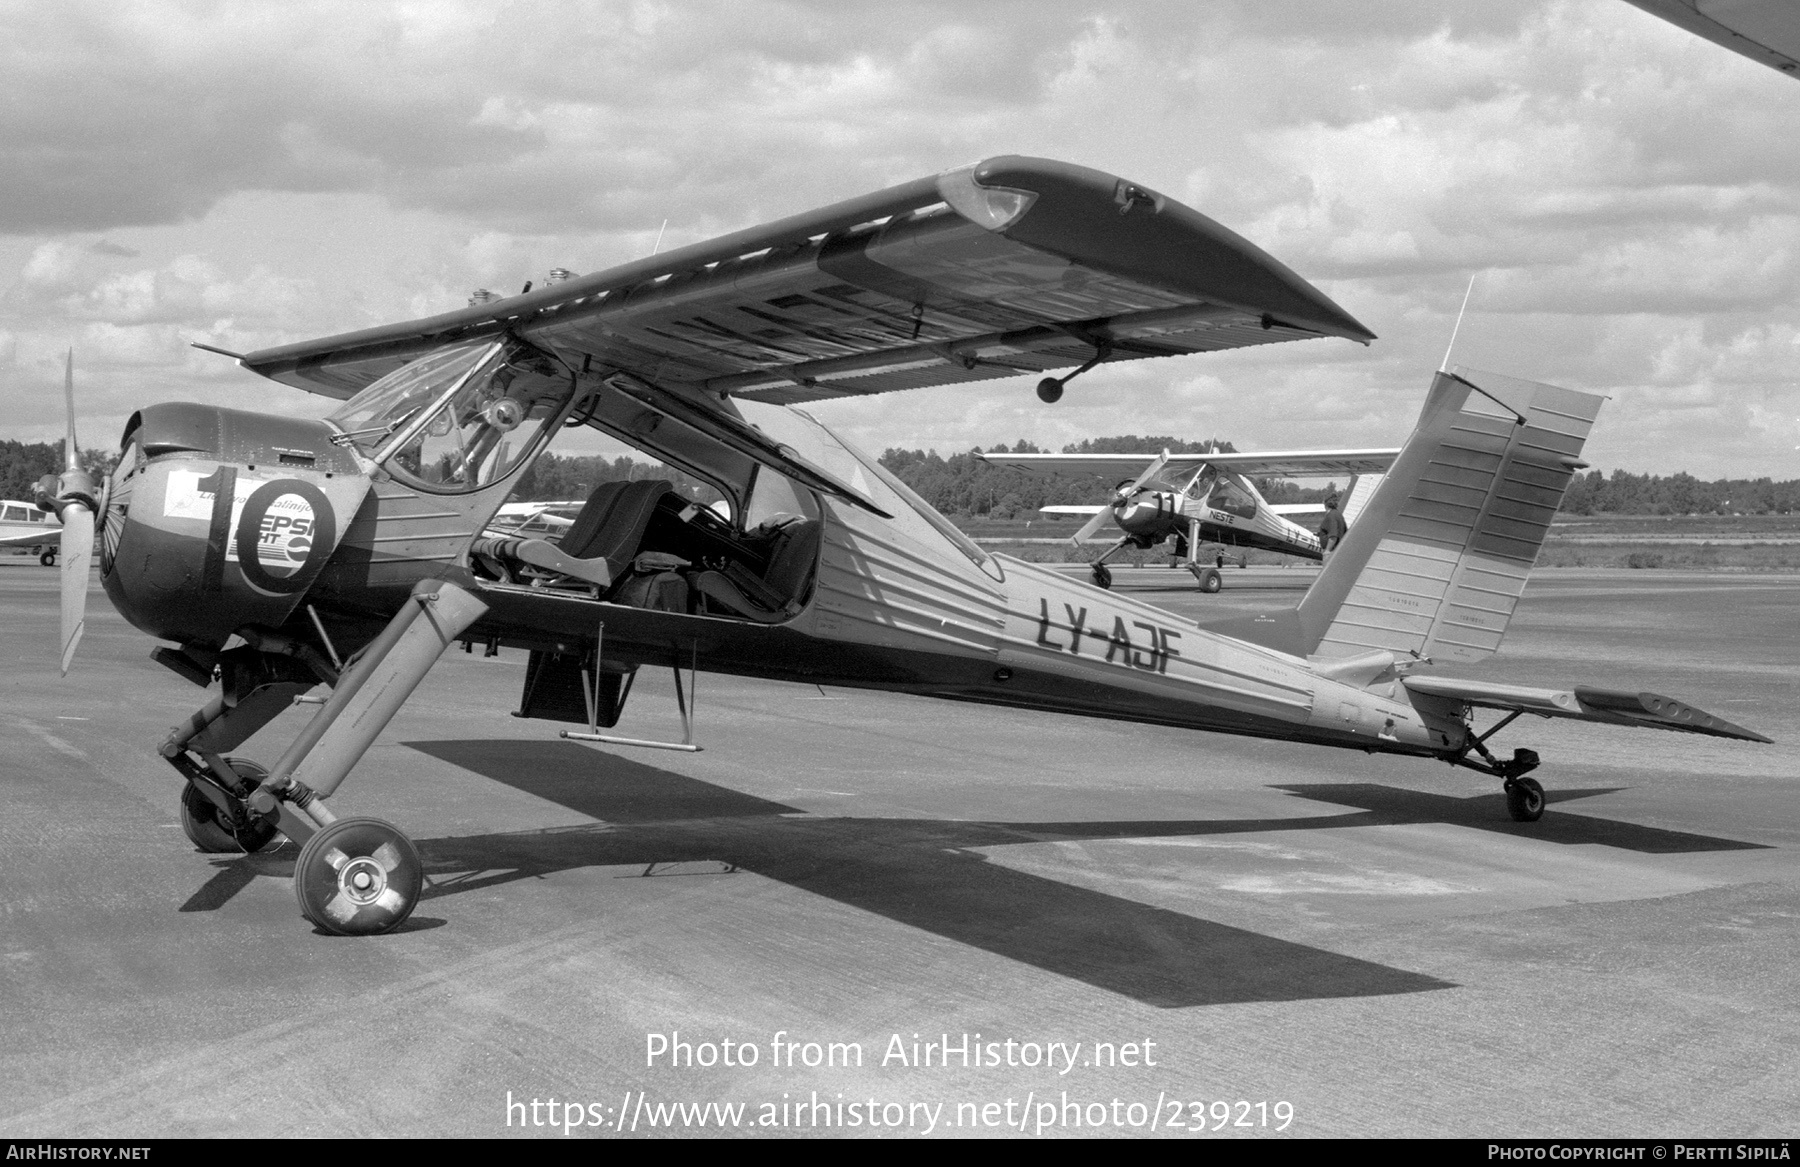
[1194, 566, 1223, 594]
[1090, 562, 1113, 589]
[39, 550, 55, 567]
[1504, 776, 1546, 822]
[294, 817, 424, 936]
[179, 759, 279, 853]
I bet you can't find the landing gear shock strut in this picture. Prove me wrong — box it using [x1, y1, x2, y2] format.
[249, 580, 488, 934]
[161, 579, 486, 934]
[1442, 710, 1547, 822]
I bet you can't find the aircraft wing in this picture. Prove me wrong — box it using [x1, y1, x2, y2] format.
[983, 448, 1400, 481]
[1403, 675, 1772, 743]
[237, 157, 1373, 403]
[1623, 1, 1800, 76]
[0, 529, 58, 549]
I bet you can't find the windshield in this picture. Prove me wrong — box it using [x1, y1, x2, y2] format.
[1207, 475, 1257, 519]
[327, 340, 580, 493]
[328, 342, 495, 451]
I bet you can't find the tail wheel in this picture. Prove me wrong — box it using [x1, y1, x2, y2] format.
[179, 759, 279, 853]
[1090, 562, 1113, 589]
[295, 817, 423, 936]
[1194, 567, 1223, 594]
[1504, 776, 1546, 822]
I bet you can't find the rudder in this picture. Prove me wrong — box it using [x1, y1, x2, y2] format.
[1203, 367, 1602, 662]
[1304, 367, 1601, 662]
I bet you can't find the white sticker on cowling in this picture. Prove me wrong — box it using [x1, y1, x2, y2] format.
[164, 469, 318, 574]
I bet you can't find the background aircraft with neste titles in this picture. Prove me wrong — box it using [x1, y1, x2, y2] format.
[37, 156, 1768, 938]
[978, 445, 1398, 591]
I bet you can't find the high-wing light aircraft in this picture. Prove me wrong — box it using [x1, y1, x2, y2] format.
[45, 157, 1768, 937]
[0, 499, 60, 564]
[978, 446, 1398, 590]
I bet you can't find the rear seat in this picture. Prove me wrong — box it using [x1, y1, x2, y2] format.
[690, 517, 822, 622]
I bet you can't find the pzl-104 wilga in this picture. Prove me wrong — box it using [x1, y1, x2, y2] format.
[39, 157, 1767, 936]
[980, 444, 1399, 591]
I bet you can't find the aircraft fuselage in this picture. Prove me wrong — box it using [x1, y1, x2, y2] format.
[96, 387, 1463, 771]
[1109, 485, 1324, 560]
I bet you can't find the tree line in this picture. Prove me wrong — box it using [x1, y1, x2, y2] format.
[4, 438, 1796, 517]
[0, 441, 116, 506]
[881, 441, 1800, 519]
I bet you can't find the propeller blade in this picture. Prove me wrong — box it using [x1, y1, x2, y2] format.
[1070, 505, 1115, 546]
[1131, 448, 1173, 493]
[50, 350, 99, 677]
[59, 505, 93, 676]
[62, 349, 80, 473]
[1069, 449, 1172, 546]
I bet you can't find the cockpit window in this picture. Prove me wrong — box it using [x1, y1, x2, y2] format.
[328, 342, 495, 451]
[328, 340, 580, 494]
[1207, 476, 1257, 519]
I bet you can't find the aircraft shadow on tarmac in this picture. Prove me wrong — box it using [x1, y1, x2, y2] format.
[399, 741, 1452, 1010]
[176, 739, 1763, 1009]
[1268, 785, 1769, 854]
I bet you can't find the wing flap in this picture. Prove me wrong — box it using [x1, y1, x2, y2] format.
[1403, 675, 1772, 743]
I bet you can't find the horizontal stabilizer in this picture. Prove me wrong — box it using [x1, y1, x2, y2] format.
[1403, 675, 1772, 744]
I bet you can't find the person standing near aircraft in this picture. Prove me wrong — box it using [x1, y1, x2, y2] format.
[1316, 495, 1347, 564]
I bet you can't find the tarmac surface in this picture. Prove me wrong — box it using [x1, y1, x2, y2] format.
[2, 560, 1797, 1138]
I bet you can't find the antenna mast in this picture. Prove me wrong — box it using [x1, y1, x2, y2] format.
[1440, 274, 1478, 373]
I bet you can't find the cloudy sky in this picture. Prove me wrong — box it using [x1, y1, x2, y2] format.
[5, 0, 1800, 478]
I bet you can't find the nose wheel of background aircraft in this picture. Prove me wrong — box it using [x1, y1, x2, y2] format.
[294, 817, 424, 936]
[1090, 562, 1113, 589]
[179, 759, 280, 853]
[1503, 776, 1546, 822]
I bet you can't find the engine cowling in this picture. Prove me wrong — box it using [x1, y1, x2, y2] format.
[101, 403, 371, 648]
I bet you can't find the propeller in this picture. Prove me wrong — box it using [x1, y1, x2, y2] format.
[1071, 448, 1170, 545]
[36, 351, 99, 676]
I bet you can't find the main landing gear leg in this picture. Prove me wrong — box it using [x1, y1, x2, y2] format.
[1089, 537, 1131, 590]
[247, 579, 489, 935]
[1443, 710, 1545, 822]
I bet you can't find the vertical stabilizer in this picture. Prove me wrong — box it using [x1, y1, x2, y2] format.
[1303, 367, 1601, 662]
[1339, 471, 1383, 526]
[1203, 367, 1601, 663]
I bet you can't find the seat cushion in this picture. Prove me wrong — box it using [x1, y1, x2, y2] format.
[561, 479, 675, 578]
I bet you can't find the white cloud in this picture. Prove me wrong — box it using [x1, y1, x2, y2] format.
[1, 0, 1798, 477]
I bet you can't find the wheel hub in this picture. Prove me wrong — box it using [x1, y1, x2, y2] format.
[337, 856, 390, 906]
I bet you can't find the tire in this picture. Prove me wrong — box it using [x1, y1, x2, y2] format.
[1505, 776, 1546, 823]
[179, 759, 279, 853]
[1195, 567, 1223, 594]
[294, 817, 424, 936]
[1091, 562, 1113, 590]
[39, 550, 55, 567]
